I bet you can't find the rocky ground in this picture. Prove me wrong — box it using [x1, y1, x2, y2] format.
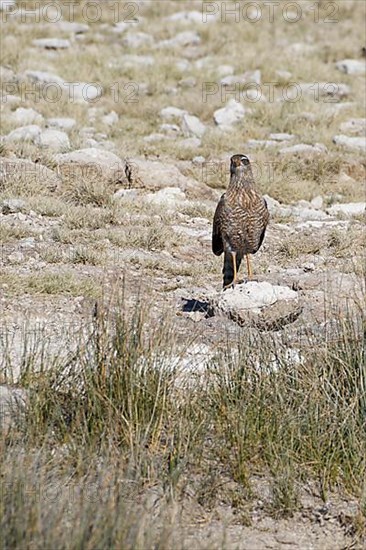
[1, 1, 365, 548]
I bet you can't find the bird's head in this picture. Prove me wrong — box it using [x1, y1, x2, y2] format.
[230, 154, 251, 176]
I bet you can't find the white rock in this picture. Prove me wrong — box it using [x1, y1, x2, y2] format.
[102, 111, 119, 126]
[8, 251, 24, 264]
[165, 11, 204, 24]
[9, 107, 43, 125]
[175, 59, 191, 72]
[145, 187, 187, 207]
[218, 281, 297, 314]
[216, 65, 234, 77]
[269, 133, 295, 141]
[1, 198, 26, 214]
[179, 137, 201, 149]
[143, 133, 167, 143]
[243, 69, 261, 85]
[63, 82, 102, 103]
[181, 114, 206, 138]
[339, 118, 366, 135]
[279, 143, 326, 155]
[311, 196, 323, 210]
[122, 32, 153, 48]
[6, 124, 41, 143]
[327, 203, 365, 217]
[192, 156, 205, 165]
[335, 59, 365, 75]
[275, 70, 292, 80]
[32, 38, 70, 49]
[159, 123, 180, 136]
[333, 135, 366, 152]
[247, 139, 278, 149]
[56, 21, 89, 33]
[37, 129, 70, 152]
[160, 106, 188, 120]
[24, 70, 64, 85]
[47, 117, 76, 131]
[213, 99, 246, 129]
[117, 54, 155, 68]
[158, 31, 201, 48]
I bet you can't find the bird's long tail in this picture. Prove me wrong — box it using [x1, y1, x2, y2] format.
[223, 251, 242, 288]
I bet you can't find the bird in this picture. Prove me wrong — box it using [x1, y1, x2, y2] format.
[212, 154, 269, 289]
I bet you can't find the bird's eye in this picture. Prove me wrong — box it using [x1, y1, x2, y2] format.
[241, 156, 249, 163]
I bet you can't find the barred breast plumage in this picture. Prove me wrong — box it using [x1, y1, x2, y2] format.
[212, 154, 269, 288]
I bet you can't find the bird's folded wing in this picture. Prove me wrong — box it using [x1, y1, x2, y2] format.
[212, 195, 225, 255]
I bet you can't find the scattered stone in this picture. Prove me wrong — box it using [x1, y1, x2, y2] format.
[24, 70, 64, 85]
[311, 196, 323, 210]
[122, 32, 153, 48]
[47, 117, 76, 131]
[179, 137, 201, 149]
[159, 123, 181, 136]
[8, 251, 24, 264]
[158, 31, 201, 48]
[144, 187, 187, 207]
[0, 65, 17, 82]
[143, 133, 167, 143]
[213, 99, 246, 129]
[36, 129, 70, 152]
[339, 118, 366, 135]
[9, 107, 43, 125]
[6, 124, 41, 143]
[117, 54, 155, 68]
[55, 21, 90, 34]
[275, 69, 292, 80]
[181, 114, 206, 138]
[32, 38, 71, 49]
[65, 82, 103, 103]
[102, 111, 119, 126]
[113, 188, 138, 200]
[327, 203, 365, 217]
[335, 59, 365, 75]
[178, 76, 196, 88]
[54, 148, 127, 184]
[175, 59, 191, 72]
[165, 11, 205, 24]
[1, 198, 26, 214]
[268, 133, 295, 141]
[333, 135, 366, 152]
[192, 156, 205, 165]
[160, 106, 188, 120]
[279, 143, 327, 155]
[247, 140, 279, 149]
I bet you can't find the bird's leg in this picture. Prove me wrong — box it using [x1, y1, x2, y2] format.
[232, 251, 238, 287]
[246, 254, 253, 280]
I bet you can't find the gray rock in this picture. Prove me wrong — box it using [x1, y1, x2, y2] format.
[216, 64, 234, 77]
[143, 133, 167, 142]
[1, 198, 26, 214]
[160, 106, 188, 120]
[335, 59, 365, 75]
[37, 129, 70, 152]
[339, 118, 366, 135]
[9, 107, 43, 125]
[333, 135, 366, 152]
[47, 117, 76, 131]
[113, 188, 138, 200]
[158, 31, 201, 48]
[181, 114, 206, 138]
[279, 143, 327, 155]
[192, 156, 206, 165]
[24, 70, 64, 85]
[54, 148, 126, 183]
[102, 111, 119, 126]
[32, 38, 71, 49]
[213, 99, 246, 129]
[327, 203, 365, 217]
[275, 70, 292, 80]
[247, 139, 279, 149]
[6, 124, 41, 143]
[0, 385, 28, 435]
[122, 32, 153, 48]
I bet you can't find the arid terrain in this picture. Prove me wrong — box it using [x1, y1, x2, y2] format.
[1, 1, 365, 548]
